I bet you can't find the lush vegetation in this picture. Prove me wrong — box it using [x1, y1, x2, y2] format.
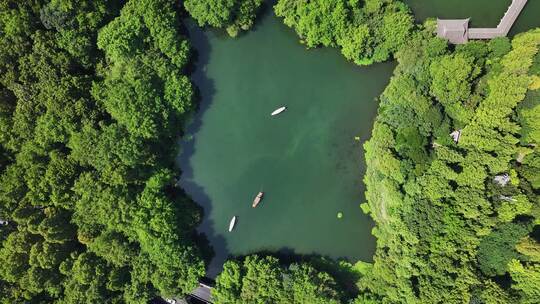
[0, 0, 205, 302]
[213, 255, 343, 304]
[274, 0, 415, 65]
[360, 24, 540, 303]
[205, 18, 540, 302]
[2, 0, 539, 303]
[184, 0, 263, 37]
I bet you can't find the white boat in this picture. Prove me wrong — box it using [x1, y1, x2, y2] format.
[228, 216, 237, 232]
[271, 106, 287, 116]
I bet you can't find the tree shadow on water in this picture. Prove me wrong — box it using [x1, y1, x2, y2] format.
[176, 17, 235, 279]
[242, 0, 278, 34]
[176, 6, 373, 282]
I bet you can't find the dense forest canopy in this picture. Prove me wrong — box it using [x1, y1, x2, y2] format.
[274, 0, 414, 65]
[361, 25, 540, 303]
[0, 0, 204, 302]
[184, 0, 263, 37]
[213, 255, 343, 304]
[1, 0, 539, 303]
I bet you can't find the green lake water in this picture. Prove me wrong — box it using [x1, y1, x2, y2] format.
[179, 12, 394, 276]
[179, 2, 540, 277]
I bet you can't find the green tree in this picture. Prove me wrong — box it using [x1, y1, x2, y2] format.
[185, 0, 234, 27]
[430, 53, 480, 124]
[478, 223, 530, 277]
[361, 27, 540, 303]
[213, 260, 243, 304]
[285, 263, 341, 304]
[184, 0, 263, 37]
[508, 259, 540, 303]
[213, 256, 343, 304]
[0, 0, 205, 301]
[275, 0, 414, 65]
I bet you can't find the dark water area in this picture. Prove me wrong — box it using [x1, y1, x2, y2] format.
[404, 0, 540, 34]
[178, 12, 394, 277]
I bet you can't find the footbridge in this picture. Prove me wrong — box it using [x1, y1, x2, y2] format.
[189, 282, 212, 303]
[156, 282, 213, 304]
[437, 0, 528, 44]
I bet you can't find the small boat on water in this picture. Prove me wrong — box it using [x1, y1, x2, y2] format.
[271, 106, 287, 116]
[228, 216, 237, 232]
[252, 192, 264, 208]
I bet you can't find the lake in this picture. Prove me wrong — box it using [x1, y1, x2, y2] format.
[178, 11, 395, 276]
[179, 1, 540, 277]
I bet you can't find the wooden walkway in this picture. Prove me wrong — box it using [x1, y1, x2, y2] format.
[437, 0, 528, 44]
[469, 0, 528, 39]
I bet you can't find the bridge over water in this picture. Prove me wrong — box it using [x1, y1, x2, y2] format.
[155, 282, 213, 304]
[188, 282, 212, 303]
[437, 0, 528, 44]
